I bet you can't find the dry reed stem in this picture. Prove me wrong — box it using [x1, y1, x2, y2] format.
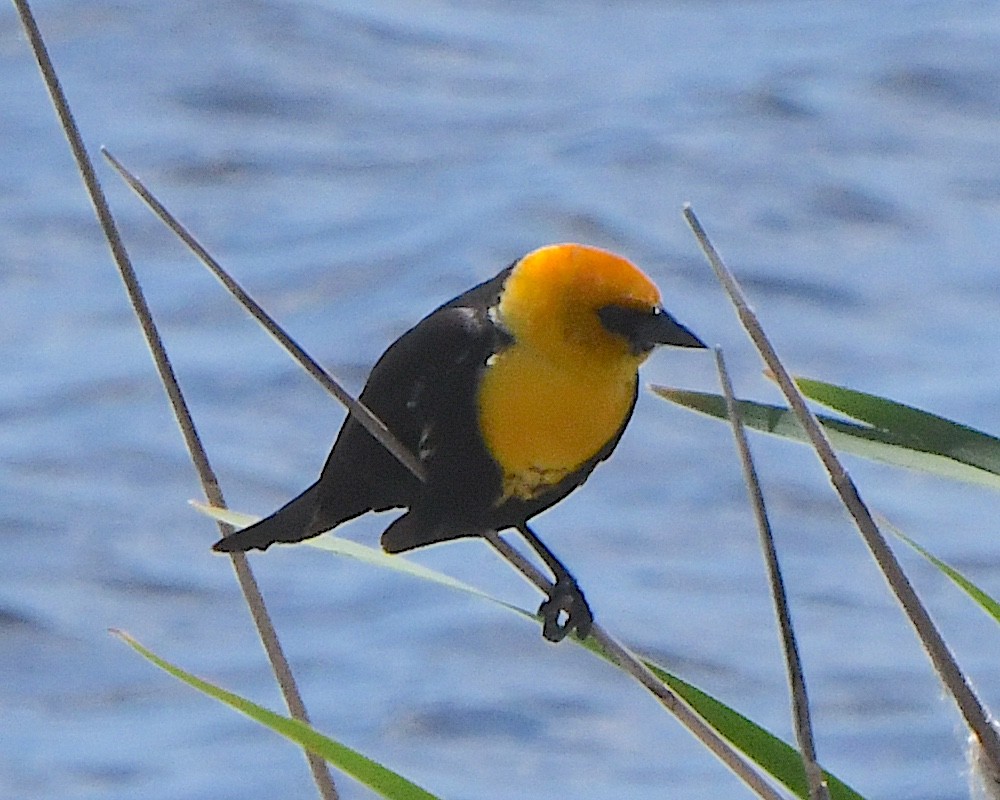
[11, 4, 338, 796]
[684, 203, 1000, 771]
[104, 154, 786, 799]
[716, 348, 829, 800]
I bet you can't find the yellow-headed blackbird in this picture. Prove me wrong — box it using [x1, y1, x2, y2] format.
[214, 243, 704, 641]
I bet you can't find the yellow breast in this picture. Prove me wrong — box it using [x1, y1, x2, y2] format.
[477, 345, 638, 501]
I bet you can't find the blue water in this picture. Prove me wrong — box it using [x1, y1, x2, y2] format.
[4, 0, 1000, 797]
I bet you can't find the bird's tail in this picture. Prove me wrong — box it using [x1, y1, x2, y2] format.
[212, 484, 322, 553]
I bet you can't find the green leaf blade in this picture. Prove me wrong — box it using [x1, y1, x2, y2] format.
[653, 386, 1000, 491]
[649, 667, 864, 800]
[113, 631, 440, 800]
[887, 527, 1000, 625]
[575, 637, 866, 800]
[794, 378, 1000, 478]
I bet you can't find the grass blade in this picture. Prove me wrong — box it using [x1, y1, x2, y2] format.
[653, 387, 1000, 491]
[191, 502, 530, 615]
[113, 631, 439, 800]
[884, 522, 1000, 625]
[881, 520, 1000, 799]
[642, 662, 864, 800]
[795, 378, 1000, 478]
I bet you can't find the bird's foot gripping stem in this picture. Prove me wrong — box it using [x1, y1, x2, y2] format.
[538, 577, 593, 643]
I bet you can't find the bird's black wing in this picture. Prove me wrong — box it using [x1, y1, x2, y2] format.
[312, 302, 506, 534]
[214, 268, 512, 554]
[371, 267, 519, 554]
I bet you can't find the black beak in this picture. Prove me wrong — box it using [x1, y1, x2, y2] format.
[598, 304, 706, 353]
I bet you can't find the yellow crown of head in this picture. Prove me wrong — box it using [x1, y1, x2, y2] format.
[499, 243, 662, 362]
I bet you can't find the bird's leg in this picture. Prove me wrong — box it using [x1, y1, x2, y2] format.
[515, 523, 593, 642]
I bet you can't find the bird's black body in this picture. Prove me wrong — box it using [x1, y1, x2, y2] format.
[214, 248, 704, 641]
[217, 264, 634, 552]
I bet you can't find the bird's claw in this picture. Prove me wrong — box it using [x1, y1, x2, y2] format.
[539, 578, 593, 642]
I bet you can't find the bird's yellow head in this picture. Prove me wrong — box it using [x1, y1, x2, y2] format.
[479, 243, 703, 497]
[498, 243, 703, 369]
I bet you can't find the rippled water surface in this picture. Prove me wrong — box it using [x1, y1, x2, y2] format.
[4, 1, 1000, 798]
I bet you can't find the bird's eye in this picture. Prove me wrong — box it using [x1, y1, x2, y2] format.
[599, 303, 705, 352]
[597, 304, 650, 339]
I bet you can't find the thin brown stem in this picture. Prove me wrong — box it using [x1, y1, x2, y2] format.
[716, 348, 829, 800]
[103, 156, 786, 796]
[684, 203, 1000, 771]
[484, 532, 787, 800]
[101, 149, 425, 485]
[12, 3, 338, 796]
